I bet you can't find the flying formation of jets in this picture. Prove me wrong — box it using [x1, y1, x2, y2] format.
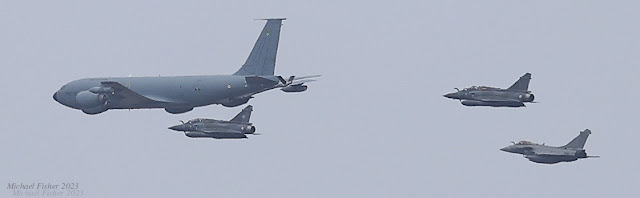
[52, 18, 597, 164]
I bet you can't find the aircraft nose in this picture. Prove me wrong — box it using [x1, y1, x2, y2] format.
[500, 146, 514, 153]
[53, 92, 60, 102]
[169, 125, 186, 131]
[443, 93, 457, 99]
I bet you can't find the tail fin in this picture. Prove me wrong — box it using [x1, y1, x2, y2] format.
[230, 105, 253, 123]
[507, 73, 532, 91]
[233, 18, 286, 76]
[561, 129, 592, 149]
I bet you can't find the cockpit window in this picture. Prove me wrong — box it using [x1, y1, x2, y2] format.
[463, 86, 499, 91]
[515, 141, 537, 145]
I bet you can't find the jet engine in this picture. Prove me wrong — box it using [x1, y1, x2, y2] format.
[281, 85, 308, 92]
[241, 125, 256, 134]
[76, 91, 107, 108]
[76, 91, 109, 114]
[519, 93, 534, 102]
[88, 87, 114, 94]
[221, 97, 251, 107]
[165, 107, 194, 114]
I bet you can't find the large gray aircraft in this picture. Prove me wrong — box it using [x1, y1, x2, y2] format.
[443, 73, 534, 107]
[53, 18, 319, 114]
[169, 105, 257, 139]
[500, 129, 599, 164]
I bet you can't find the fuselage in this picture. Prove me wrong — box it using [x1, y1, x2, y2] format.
[501, 143, 587, 164]
[443, 86, 534, 107]
[53, 75, 278, 114]
[168, 119, 256, 139]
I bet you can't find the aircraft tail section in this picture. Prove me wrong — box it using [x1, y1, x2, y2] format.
[507, 73, 532, 91]
[561, 129, 592, 149]
[230, 105, 253, 123]
[233, 18, 286, 76]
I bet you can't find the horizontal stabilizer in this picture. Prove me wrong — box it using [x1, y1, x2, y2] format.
[587, 156, 600, 158]
[291, 79, 316, 86]
[245, 76, 279, 86]
[294, 75, 322, 80]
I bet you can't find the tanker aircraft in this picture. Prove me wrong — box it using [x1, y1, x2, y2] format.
[53, 18, 318, 114]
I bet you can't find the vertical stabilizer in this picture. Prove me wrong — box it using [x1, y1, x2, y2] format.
[561, 129, 591, 149]
[230, 105, 253, 123]
[233, 18, 286, 76]
[507, 73, 532, 91]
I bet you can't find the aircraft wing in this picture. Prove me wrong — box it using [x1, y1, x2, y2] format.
[292, 75, 320, 85]
[472, 95, 519, 102]
[245, 76, 279, 86]
[101, 81, 176, 106]
[293, 75, 321, 80]
[531, 151, 569, 156]
[198, 130, 247, 138]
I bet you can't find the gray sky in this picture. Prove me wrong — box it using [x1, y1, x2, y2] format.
[1, 0, 639, 197]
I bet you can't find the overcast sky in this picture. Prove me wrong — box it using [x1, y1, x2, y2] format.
[1, 1, 639, 197]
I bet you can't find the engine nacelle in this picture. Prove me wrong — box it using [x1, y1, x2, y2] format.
[165, 107, 194, 114]
[519, 93, 535, 102]
[241, 125, 256, 134]
[88, 87, 114, 94]
[81, 106, 108, 115]
[281, 85, 308, 93]
[76, 91, 108, 108]
[221, 97, 250, 107]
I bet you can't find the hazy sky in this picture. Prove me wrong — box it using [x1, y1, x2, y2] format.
[2, 1, 639, 197]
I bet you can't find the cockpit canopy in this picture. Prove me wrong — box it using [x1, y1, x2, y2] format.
[515, 141, 537, 145]
[462, 86, 500, 91]
[187, 118, 215, 123]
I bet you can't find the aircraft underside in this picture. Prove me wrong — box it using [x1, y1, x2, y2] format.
[461, 100, 525, 107]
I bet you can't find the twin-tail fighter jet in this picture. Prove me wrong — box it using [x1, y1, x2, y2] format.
[169, 105, 257, 139]
[443, 73, 534, 107]
[500, 129, 599, 164]
[53, 18, 319, 114]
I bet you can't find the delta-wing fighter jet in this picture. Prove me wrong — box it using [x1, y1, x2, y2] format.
[53, 18, 319, 115]
[500, 129, 599, 164]
[443, 73, 534, 107]
[168, 105, 257, 139]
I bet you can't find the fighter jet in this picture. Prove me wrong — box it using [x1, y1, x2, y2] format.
[53, 18, 319, 115]
[168, 105, 257, 139]
[500, 129, 599, 164]
[443, 73, 534, 107]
